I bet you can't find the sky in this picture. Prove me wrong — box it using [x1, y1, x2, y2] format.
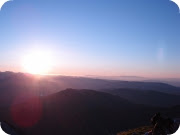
[0, 0, 180, 78]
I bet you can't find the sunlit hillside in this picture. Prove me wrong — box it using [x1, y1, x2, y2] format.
[117, 126, 153, 135]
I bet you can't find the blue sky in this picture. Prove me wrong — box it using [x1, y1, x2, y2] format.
[0, 0, 180, 78]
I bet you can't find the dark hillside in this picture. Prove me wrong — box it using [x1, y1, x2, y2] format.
[0, 89, 180, 135]
[104, 88, 180, 107]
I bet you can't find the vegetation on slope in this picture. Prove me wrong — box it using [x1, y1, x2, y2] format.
[117, 126, 153, 135]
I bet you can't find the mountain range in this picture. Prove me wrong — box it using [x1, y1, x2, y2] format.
[0, 89, 180, 135]
[0, 72, 180, 135]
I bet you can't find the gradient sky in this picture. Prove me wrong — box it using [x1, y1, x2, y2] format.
[0, 0, 180, 78]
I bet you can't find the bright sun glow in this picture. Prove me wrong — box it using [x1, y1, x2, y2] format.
[22, 51, 53, 74]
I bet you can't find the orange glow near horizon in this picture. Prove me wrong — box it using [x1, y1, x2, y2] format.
[1, 67, 180, 79]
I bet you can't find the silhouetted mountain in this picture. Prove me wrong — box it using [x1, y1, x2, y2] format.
[0, 72, 61, 107]
[103, 88, 180, 107]
[52, 76, 180, 95]
[0, 89, 180, 135]
[0, 72, 179, 103]
[86, 75, 180, 87]
[86, 75, 147, 81]
[144, 78, 180, 87]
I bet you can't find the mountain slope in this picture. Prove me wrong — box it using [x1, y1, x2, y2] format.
[117, 126, 153, 135]
[40, 89, 147, 135]
[103, 88, 180, 107]
[1, 89, 180, 135]
[0, 72, 180, 100]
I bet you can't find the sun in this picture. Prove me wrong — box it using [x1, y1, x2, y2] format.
[22, 51, 53, 74]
